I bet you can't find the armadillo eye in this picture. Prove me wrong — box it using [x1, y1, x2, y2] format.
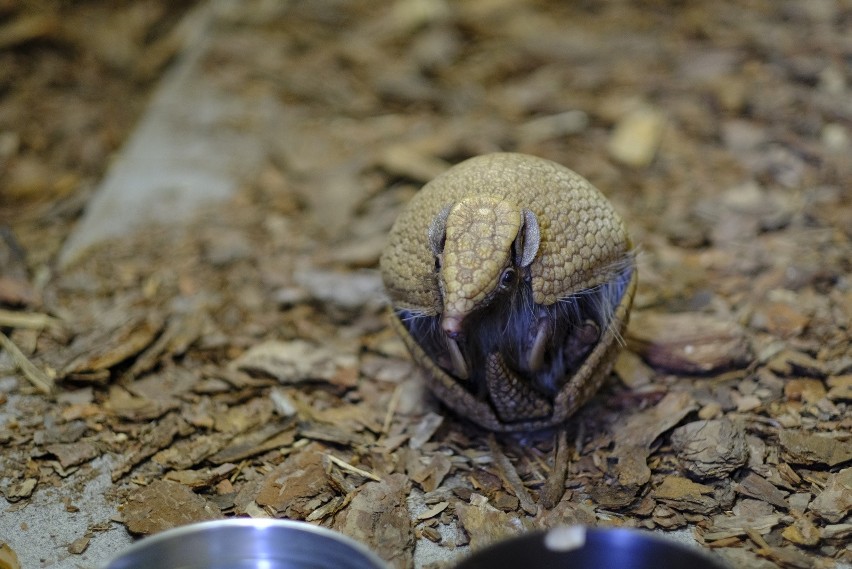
[499, 267, 516, 288]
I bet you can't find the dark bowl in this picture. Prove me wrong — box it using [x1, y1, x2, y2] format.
[455, 526, 730, 569]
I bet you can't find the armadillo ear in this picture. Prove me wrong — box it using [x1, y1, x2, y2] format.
[517, 208, 541, 267]
[428, 204, 453, 256]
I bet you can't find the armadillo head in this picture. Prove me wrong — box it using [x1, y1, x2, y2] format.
[429, 196, 541, 337]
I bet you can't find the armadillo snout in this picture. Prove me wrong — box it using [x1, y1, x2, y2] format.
[441, 315, 463, 338]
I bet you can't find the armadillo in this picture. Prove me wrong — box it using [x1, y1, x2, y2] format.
[380, 152, 636, 431]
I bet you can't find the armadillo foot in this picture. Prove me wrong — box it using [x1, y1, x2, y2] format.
[486, 352, 552, 423]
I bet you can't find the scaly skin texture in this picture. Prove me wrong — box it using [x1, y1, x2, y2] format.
[382, 153, 631, 313]
[441, 197, 520, 326]
[380, 152, 636, 431]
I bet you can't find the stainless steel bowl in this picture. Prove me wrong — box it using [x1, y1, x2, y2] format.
[104, 519, 389, 569]
[455, 526, 731, 569]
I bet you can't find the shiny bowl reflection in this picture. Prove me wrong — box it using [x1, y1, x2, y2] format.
[104, 519, 389, 569]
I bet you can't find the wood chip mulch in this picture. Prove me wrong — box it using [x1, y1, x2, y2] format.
[1, 2, 850, 569]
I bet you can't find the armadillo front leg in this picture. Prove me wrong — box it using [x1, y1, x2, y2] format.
[486, 352, 552, 423]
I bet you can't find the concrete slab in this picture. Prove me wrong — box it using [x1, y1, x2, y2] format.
[1, 2, 281, 567]
[58, 0, 272, 268]
[0, 444, 130, 569]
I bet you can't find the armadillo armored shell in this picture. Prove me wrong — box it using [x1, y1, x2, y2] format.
[380, 153, 637, 431]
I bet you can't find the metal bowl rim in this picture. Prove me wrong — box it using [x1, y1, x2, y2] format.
[457, 526, 731, 569]
[586, 526, 730, 567]
[103, 518, 389, 569]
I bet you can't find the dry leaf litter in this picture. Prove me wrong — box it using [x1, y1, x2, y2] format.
[1, 1, 851, 569]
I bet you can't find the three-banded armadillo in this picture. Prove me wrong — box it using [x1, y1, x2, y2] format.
[380, 153, 636, 431]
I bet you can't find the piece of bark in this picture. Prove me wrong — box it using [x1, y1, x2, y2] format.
[754, 544, 820, 569]
[231, 339, 358, 387]
[127, 311, 207, 377]
[0, 308, 61, 330]
[670, 419, 748, 480]
[0, 331, 54, 394]
[416, 501, 449, 521]
[539, 429, 570, 509]
[164, 463, 236, 490]
[821, 523, 852, 541]
[608, 105, 665, 168]
[4, 478, 37, 502]
[297, 421, 371, 447]
[750, 300, 810, 338]
[35, 417, 88, 445]
[767, 349, 827, 378]
[456, 493, 534, 550]
[613, 349, 655, 388]
[408, 453, 452, 493]
[781, 517, 820, 547]
[0, 542, 21, 569]
[152, 433, 233, 470]
[653, 475, 718, 515]
[61, 314, 163, 379]
[704, 499, 780, 541]
[715, 547, 779, 569]
[735, 472, 789, 510]
[596, 392, 696, 507]
[408, 412, 444, 450]
[786, 492, 811, 516]
[33, 414, 91, 445]
[255, 445, 335, 518]
[67, 535, 90, 555]
[294, 268, 385, 311]
[105, 385, 178, 421]
[627, 311, 752, 374]
[120, 479, 221, 535]
[44, 441, 98, 469]
[0, 273, 36, 306]
[376, 146, 449, 183]
[127, 367, 199, 407]
[333, 473, 414, 569]
[651, 504, 687, 529]
[779, 430, 852, 467]
[491, 492, 520, 511]
[112, 413, 191, 481]
[305, 495, 351, 523]
[469, 469, 504, 501]
[783, 378, 827, 404]
[826, 375, 852, 401]
[809, 467, 852, 523]
[214, 397, 275, 435]
[538, 499, 597, 528]
[487, 435, 537, 516]
[207, 421, 295, 465]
